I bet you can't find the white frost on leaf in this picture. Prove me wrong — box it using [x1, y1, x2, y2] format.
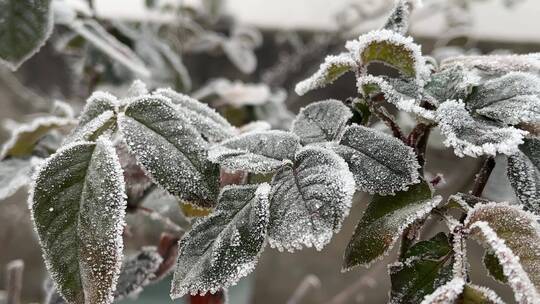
[0, 157, 42, 200]
[64, 110, 115, 144]
[208, 130, 301, 173]
[295, 52, 357, 96]
[291, 99, 353, 145]
[441, 54, 540, 78]
[267, 146, 355, 252]
[507, 137, 540, 213]
[420, 278, 465, 304]
[463, 284, 506, 304]
[170, 183, 270, 298]
[395, 99, 436, 121]
[155, 88, 237, 143]
[435, 100, 527, 157]
[465, 202, 540, 303]
[333, 125, 420, 194]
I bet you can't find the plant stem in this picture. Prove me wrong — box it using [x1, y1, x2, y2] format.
[369, 102, 407, 142]
[470, 156, 496, 197]
[6, 260, 24, 304]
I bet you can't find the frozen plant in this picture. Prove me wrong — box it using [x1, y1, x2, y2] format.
[1, 0, 540, 303]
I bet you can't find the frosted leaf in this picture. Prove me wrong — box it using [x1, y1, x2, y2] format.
[63, 111, 116, 145]
[383, 0, 412, 35]
[126, 80, 149, 97]
[119, 95, 219, 207]
[466, 72, 540, 125]
[333, 125, 420, 194]
[420, 278, 465, 304]
[193, 78, 272, 107]
[389, 232, 453, 304]
[0, 157, 41, 200]
[343, 181, 442, 270]
[465, 202, 540, 303]
[357, 75, 413, 105]
[507, 137, 540, 213]
[170, 183, 270, 298]
[1, 116, 74, 158]
[114, 247, 163, 300]
[291, 99, 352, 145]
[76, 91, 118, 127]
[30, 137, 127, 304]
[0, 0, 54, 70]
[154, 88, 236, 143]
[441, 54, 540, 79]
[395, 99, 436, 121]
[424, 65, 479, 104]
[459, 284, 506, 304]
[295, 53, 357, 96]
[52, 100, 75, 119]
[267, 146, 355, 252]
[435, 100, 527, 157]
[208, 130, 301, 173]
[345, 29, 428, 86]
[222, 38, 257, 74]
[238, 121, 271, 134]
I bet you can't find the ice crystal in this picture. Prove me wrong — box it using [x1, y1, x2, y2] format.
[507, 137, 540, 213]
[465, 202, 540, 303]
[343, 182, 442, 270]
[467, 72, 540, 125]
[333, 125, 420, 194]
[295, 53, 357, 96]
[419, 278, 464, 304]
[76, 91, 118, 127]
[208, 130, 301, 173]
[119, 94, 220, 207]
[291, 99, 352, 145]
[64, 111, 116, 144]
[267, 146, 355, 252]
[357, 75, 409, 105]
[0, 157, 41, 200]
[435, 100, 527, 157]
[170, 183, 270, 298]
[345, 29, 428, 86]
[155, 88, 237, 143]
[30, 137, 126, 304]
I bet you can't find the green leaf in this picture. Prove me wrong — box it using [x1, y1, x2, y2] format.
[420, 279, 504, 304]
[291, 99, 352, 145]
[0, 157, 41, 200]
[295, 53, 357, 96]
[507, 137, 540, 213]
[390, 233, 453, 304]
[170, 183, 270, 298]
[333, 124, 420, 194]
[424, 65, 477, 104]
[465, 202, 540, 303]
[1, 116, 74, 158]
[31, 138, 126, 304]
[208, 130, 301, 173]
[0, 0, 54, 70]
[483, 251, 507, 283]
[119, 95, 219, 207]
[267, 146, 355, 252]
[460, 284, 505, 304]
[343, 181, 441, 270]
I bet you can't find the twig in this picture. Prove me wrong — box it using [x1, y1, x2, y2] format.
[470, 156, 496, 197]
[326, 262, 383, 304]
[369, 102, 406, 142]
[6, 260, 24, 304]
[286, 274, 321, 304]
[138, 206, 184, 233]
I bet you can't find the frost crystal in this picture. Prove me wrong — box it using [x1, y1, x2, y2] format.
[291, 99, 352, 145]
[76, 91, 118, 127]
[267, 146, 355, 252]
[345, 29, 428, 86]
[333, 125, 420, 194]
[295, 53, 357, 96]
[507, 137, 540, 213]
[119, 94, 220, 207]
[30, 137, 127, 304]
[344, 182, 442, 270]
[435, 100, 527, 157]
[64, 111, 116, 144]
[465, 202, 540, 303]
[357, 75, 410, 105]
[0, 157, 42, 200]
[208, 130, 301, 173]
[170, 183, 270, 298]
[155, 88, 237, 143]
[419, 278, 464, 304]
[466, 72, 540, 125]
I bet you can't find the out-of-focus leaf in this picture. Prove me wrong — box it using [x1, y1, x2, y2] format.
[31, 138, 126, 304]
[333, 125, 420, 194]
[441, 54, 540, 79]
[208, 130, 301, 173]
[170, 184, 270, 298]
[222, 39, 257, 74]
[119, 95, 219, 207]
[267, 146, 355, 252]
[0, 0, 53, 70]
[0, 157, 41, 200]
[507, 137, 540, 213]
[389, 233, 453, 304]
[343, 181, 441, 270]
[383, 0, 411, 35]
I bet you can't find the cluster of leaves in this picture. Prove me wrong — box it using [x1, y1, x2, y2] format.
[1, 0, 540, 303]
